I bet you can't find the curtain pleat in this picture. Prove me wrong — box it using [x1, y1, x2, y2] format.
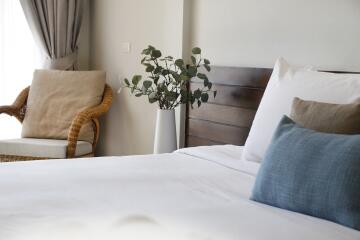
[20, 0, 84, 70]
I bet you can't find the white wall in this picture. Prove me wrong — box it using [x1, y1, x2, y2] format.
[189, 0, 360, 71]
[90, 0, 184, 156]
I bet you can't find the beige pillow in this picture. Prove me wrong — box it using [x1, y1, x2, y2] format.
[22, 70, 106, 143]
[290, 97, 360, 134]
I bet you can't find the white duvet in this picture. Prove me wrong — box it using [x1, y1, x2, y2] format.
[0, 145, 359, 240]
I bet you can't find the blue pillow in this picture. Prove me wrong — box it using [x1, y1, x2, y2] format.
[251, 115, 360, 230]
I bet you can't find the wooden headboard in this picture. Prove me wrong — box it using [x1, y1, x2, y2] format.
[185, 66, 272, 147]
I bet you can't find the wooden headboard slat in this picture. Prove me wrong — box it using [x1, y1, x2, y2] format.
[190, 82, 265, 109]
[188, 119, 249, 145]
[189, 104, 256, 128]
[187, 135, 224, 147]
[194, 66, 271, 87]
[185, 66, 273, 147]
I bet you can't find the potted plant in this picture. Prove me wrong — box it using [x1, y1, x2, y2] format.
[123, 45, 216, 153]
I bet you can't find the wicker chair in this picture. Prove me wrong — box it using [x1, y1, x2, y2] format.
[0, 84, 113, 162]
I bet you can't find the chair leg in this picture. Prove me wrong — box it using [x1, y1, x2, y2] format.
[92, 118, 100, 155]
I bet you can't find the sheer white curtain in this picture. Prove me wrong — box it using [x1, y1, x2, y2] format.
[0, 0, 40, 139]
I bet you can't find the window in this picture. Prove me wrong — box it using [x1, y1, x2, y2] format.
[0, 0, 40, 139]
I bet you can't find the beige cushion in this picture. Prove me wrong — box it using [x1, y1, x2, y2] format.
[0, 138, 92, 158]
[290, 97, 360, 134]
[21, 70, 106, 143]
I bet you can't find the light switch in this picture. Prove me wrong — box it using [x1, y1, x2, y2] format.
[121, 42, 131, 53]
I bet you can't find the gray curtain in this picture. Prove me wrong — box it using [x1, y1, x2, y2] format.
[20, 0, 84, 70]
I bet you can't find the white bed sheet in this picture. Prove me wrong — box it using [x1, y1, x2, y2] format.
[176, 145, 260, 175]
[0, 145, 359, 240]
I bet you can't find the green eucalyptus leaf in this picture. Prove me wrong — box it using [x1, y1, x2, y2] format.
[203, 79, 209, 87]
[201, 93, 209, 102]
[162, 69, 170, 75]
[207, 82, 212, 89]
[149, 98, 157, 104]
[191, 56, 197, 65]
[154, 66, 163, 74]
[158, 83, 167, 92]
[151, 50, 162, 58]
[194, 89, 201, 99]
[135, 93, 143, 97]
[180, 74, 189, 81]
[153, 76, 159, 85]
[149, 92, 157, 103]
[171, 72, 180, 81]
[192, 47, 201, 55]
[197, 100, 201, 107]
[204, 59, 210, 65]
[197, 73, 207, 80]
[167, 92, 178, 101]
[142, 48, 151, 55]
[146, 65, 154, 72]
[188, 66, 197, 77]
[204, 64, 211, 72]
[213, 90, 217, 98]
[132, 75, 142, 85]
[143, 80, 152, 89]
[175, 59, 184, 67]
[124, 78, 130, 86]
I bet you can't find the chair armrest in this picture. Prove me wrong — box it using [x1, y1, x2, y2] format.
[0, 105, 20, 117]
[0, 86, 29, 122]
[67, 85, 113, 158]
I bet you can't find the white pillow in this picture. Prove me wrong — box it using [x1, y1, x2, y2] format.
[242, 58, 360, 163]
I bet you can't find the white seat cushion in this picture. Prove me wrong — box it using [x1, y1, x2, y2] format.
[0, 138, 92, 158]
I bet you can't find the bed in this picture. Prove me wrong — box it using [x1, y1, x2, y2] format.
[1, 65, 359, 240]
[1, 145, 359, 240]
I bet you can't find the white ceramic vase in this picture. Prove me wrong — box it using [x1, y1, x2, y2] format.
[153, 109, 177, 154]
